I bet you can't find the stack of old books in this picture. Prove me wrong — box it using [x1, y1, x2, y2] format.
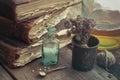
[0, 0, 82, 68]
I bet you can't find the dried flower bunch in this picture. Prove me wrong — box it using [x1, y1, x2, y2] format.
[64, 15, 96, 47]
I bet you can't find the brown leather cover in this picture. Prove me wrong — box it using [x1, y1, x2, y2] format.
[0, 36, 23, 68]
[0, 41, 19, 68]
[0, 16, 31, 44]
[0, 0, 15, 21]
[0, 16, 16, 36]
[0, 35, 41, 68]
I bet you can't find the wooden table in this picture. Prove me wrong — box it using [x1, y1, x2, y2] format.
[0, 46, 120, 80]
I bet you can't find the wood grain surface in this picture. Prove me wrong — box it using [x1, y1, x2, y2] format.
[109, 49, 120, 80]
[0, 65, 13, 80]
[1, 47, 118, 80]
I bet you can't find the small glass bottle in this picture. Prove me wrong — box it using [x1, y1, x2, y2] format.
[42, 27, 59, 66]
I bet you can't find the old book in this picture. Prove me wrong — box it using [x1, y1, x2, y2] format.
[0, 35, 41, 68]
[0, 25, 73, 68]
[0, 7, 66, 44]
[0, 2, 82, 44]
[0, 0, 82, 22]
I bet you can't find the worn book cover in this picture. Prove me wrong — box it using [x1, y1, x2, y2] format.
[0, 0, 82, 22]
[0, 20, 73, 68]
[0, 14, 75, 68]
[0, 2, 82, 44]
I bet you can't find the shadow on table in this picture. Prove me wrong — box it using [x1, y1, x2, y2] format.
[109, 63, 120, 80]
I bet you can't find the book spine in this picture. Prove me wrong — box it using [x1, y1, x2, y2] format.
[0, 1, 16, 21]
[0, 41, 19, 68]
[0, 17, 32, 44]
[15, 23, 33, 44]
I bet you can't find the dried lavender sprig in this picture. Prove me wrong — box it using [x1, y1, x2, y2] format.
[80, 18, 96, 45]
[64, 15, 96, 47]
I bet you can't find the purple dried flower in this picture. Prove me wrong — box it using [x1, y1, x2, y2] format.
[64, 15, 96, 47]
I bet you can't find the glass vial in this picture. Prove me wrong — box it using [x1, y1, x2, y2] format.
[42, 27, 59, 66]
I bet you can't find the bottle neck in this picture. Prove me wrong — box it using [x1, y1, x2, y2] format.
[48, 32, 55, 40]
[47, 26, 56, 40]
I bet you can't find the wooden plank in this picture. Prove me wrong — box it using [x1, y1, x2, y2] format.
[108, 49, 120, 80]
[0, 65, 13, 80]
[3, 47, 118, 80]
